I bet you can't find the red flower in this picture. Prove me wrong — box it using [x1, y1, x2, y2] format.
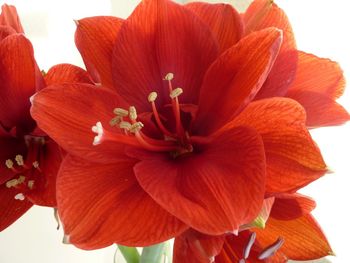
[31, 0, 327, 249]
[0, 5, 93, 231]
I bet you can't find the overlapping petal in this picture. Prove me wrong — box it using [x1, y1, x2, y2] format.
[133, 126, 265, 235]
[193, 27, 282, 135]
[112, 0, 219, 111]
[75, 16, 123, 87]
[0, 4, 24, 33]
[57, 155, 187, 248]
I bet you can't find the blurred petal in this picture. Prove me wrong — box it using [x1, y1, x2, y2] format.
[44, 64, 94, 86]
[57, 156, 187, 248]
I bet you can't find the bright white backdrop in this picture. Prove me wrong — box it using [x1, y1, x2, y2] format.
[0, 0, 349, 262]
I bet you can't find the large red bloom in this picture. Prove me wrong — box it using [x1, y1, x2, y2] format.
[0, 5, 93, 231]
[31, 0, 327, 250]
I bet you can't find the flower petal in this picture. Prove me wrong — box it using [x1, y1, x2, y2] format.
[230, 98, 327, 193]
[0, 185, 32, 231]
[185, 2, 243, 53]
[174, 230, 225, 263]
[193, 28, 282, 135]
[0, 34, 36, 130]
[75, 16, 123, 87]
[57, 155, 187, 248]
[30, 83, 129, 163]
[255, 214, 333, 260]
[0, 25, 16, 41]
[133, 126, 265, 235]
[270, 193, 316, 221]
[0, 4, 24, 33]
[287, 90, 350, 127]
[112, 0, 219, 111]
[44, 63, 94, 86]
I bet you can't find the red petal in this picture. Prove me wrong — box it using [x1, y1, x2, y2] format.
[0, 25, 16, 41]
[44, 63, 94, 86]
[30, 84, 129, 163]
[193, 28, 282, 135]
[0, 34, 36, 130]
[25, 140, 62, 207]
[174, 230, 225, 263]
[270, 193, 316, 221]
[57, 155, 187, 248]
[112, 0, 219, 111]
[133, 126, 265, 235]
[0, 4, 24, 33]
[0, 185, 32, 231]
[255, 214, 333, 260]
[231, 98, 327, 193]
[288, 51, 346, 99]
[75, 16, 123, 87]
[185, 2, 243, 53]
[287, 90, 350, 127]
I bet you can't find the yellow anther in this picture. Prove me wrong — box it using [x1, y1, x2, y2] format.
[28, 180, 35, 189]
[170, 87, 183, 99]
[5, 159, 14, 169]
[113, 108, 129, 117]
[14, 193, 25, 201]
[119, 121, 132, 131]
[129, 106, 137, 120]
[109, 116, 121, 127]
[6, 179, 18, 188]
[130, 122, 144, 133]
[164, 72, 174, 80]
[18, 175, 25, 184]
[15, 155, 24, 166]
[33, 161, 39, 168]
[148, 92, 158, 102]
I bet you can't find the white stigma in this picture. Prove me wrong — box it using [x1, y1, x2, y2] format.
[129, 106, 137, 121]
[113, 108, 129, 117]
[15, 155, 24, 166]
[170, 87, 183, 99]
[164, 72, 174, 80]
[92, 122, 103, 145]
[148, 92, 158, 102]
[5, 159, 14, 169]
[14, 193, 25, 201]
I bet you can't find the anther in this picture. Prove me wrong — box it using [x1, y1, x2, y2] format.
[170, 87, 183, 99]
[119, 121, 132, 131]
[129, 106, 137, 121]
[109, 116, 121, 127]
[258, 237, 284, 260]
[14, 193, 25, 201]
[92, 122, 103, 145]
[15, 155, 24, 166]
[113, 108, 129, 117]
[6, 179, 18, 188]
[5, 159, 14, 169]
[130, 122, 144, 133]
[28, 180, 35, 189]
[164, 72, 174, 80]
[148, 92, 158, 102]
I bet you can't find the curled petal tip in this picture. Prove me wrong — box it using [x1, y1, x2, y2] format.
[326, 167, 335, 174]
[62, 234, 71, 244]
[329, 250, 336, 256]
[73, 19, 79, 26]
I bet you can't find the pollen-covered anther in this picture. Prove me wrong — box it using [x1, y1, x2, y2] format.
[129, 106, 137, 121]
[119, 121, 132, 131]
[109, 116, 122, 127]
[6, 175, 25, 188]
[5, 159, 14, 169]
[113, 107, 129, 117]
[92, 122, 103, 145]
[170, 87, 183, 99]
[130, 122, 144, 133]
[28, 180, 35, 189]
[164, 72, 174, 81]
[148, 92, 158, 102]
[14, 193, 25, 201]
[15, 155, 24, 166]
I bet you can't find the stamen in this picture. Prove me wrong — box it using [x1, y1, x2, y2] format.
[258, 237, 284, 260]
[113, 108, 129, 117]
[5, 159, 14, 169]
[164, 72, 174, 81]
[14, 193, 25, 201]
[109, 116, 122, 127]
[170, 87, 183, 99]
[15, 155, 24, 166]
[243, 232, 256, 259]
[130, 122, 144, 133]
[129, 106, 137, 121]
[92, 122, 103, 145]
[148, 92, 158, 102]
[119, 121, 132, 131]
[6, 179, 18, 188]
[28, 180, 35, 189]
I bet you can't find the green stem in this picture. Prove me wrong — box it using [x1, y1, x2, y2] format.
[117, 245, 140, 263]
[140, 243, 167, 263]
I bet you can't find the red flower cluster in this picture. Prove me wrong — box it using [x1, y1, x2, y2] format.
[1, 0, 348, 262]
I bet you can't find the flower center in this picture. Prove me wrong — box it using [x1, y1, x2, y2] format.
[4, 136, 45, 201]
[92, 73, 193, 158]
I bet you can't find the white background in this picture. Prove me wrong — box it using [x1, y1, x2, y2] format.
[0, 0, 349, 262]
